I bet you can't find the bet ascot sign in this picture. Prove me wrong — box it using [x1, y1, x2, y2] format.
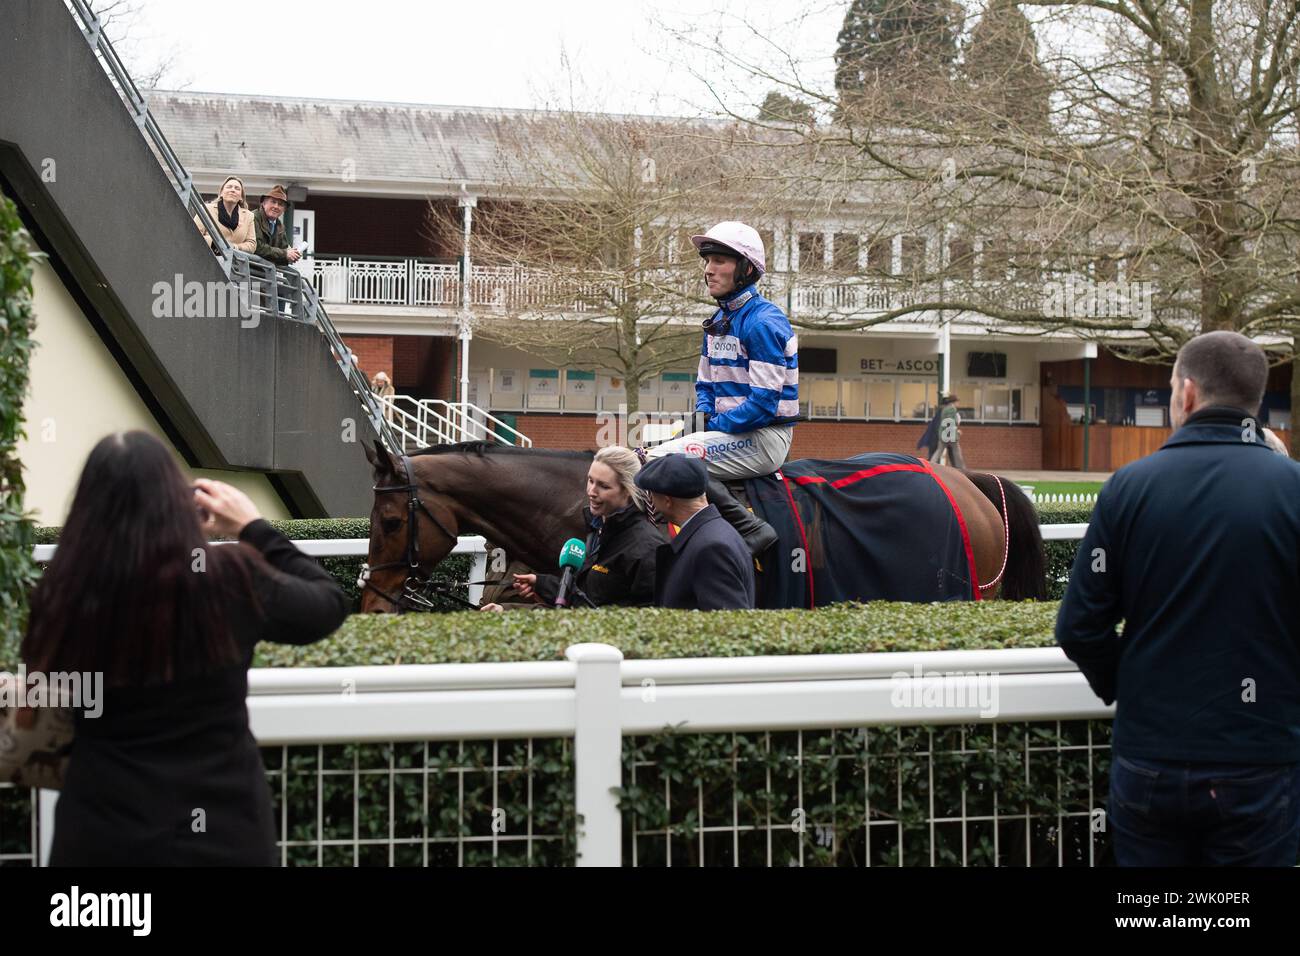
[858, 358, 941, 374]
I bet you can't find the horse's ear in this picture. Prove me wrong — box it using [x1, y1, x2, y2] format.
[365, 438, 394, 475]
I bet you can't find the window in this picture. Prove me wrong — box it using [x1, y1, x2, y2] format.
[807, 377, 840, 417]
[867, 380, 896, 419]
[900, 236, 927, 279]
[1093, 255, 1118, 283]
[980, 240, 1008, 282]
[833, 233, 860, 273]
[900, 381, 934, 420]
[798, 232, 826, 273]
[982, 386, 1011, 422]
[757, 229, 775, 266]
[947, 237, 975, 281]
[841, 379, 868, 419]
[866, 237, 893, 276]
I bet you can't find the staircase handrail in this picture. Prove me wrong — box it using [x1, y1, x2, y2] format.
[64, 0, 401, 453]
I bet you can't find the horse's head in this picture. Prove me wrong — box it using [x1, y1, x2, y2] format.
[360, 440, 461, 613]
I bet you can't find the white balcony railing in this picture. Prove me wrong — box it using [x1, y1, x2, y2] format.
[306, 257, 946, 318]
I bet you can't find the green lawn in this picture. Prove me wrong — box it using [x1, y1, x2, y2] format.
[1020, 480, 1104, 496]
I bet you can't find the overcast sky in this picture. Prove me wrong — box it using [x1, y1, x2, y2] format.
[111, 0, 852, 117]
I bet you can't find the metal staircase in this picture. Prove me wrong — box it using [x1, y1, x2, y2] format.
[66, 0, 401, 453]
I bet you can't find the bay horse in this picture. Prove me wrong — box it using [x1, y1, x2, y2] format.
[360, 439, 1046, 613]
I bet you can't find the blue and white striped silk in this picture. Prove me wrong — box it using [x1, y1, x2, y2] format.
[695, 283, 800, 434]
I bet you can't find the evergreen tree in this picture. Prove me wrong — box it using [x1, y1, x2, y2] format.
[962, 0, 1052, 130]
[834, 0, 964, 117]
[758, 90, 815, 125]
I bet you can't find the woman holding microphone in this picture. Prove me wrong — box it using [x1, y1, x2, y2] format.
[482, 446, 664, 610]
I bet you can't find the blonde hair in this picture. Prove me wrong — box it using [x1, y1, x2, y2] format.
[592, 445, 647, 512]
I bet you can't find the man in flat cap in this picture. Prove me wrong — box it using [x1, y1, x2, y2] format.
[635, 453, 755, 610]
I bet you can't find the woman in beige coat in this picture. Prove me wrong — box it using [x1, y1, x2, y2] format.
[195, 175, 257, 253]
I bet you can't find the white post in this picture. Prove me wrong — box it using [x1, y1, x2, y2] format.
[565, 642, 623, 867]
[468, 546, 488, 607]
[37, 789, 58, 866]
[459, 194, 477, 439]
[939, 314, 952, 397]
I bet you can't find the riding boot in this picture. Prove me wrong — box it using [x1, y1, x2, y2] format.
[706, 478, 780, 557]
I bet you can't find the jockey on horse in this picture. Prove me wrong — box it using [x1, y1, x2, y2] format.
[645, 221, 796, 555]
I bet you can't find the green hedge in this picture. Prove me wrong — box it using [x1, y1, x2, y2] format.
[1035, 502, 1093, 601]
[252, 600, 1061, 668]
[0, 195, 38, 670]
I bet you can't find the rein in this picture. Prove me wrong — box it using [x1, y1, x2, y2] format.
[976, 474, 1010, 592]
[360, 454, 482, 612]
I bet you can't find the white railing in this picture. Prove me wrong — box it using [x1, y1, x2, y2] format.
[32, 536, 492, 606]
[376, 396, 532, 451]
[1031, 493, 1099, 505]
[241, 644, 1110, 866]
[306, 257, 943, 319]
[29, 643, 1112, 867]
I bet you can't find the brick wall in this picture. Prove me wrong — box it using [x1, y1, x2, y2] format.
[514, 414, 603, 450]
[511, 414, 1043, 469]
[341, 334, 393, 380]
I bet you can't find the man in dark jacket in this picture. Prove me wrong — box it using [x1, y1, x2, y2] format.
[252, 184, 303, 318]
[1056, 330, 1300, 866]
[635, 453, 755, 610]
[253, 185, 298, 266]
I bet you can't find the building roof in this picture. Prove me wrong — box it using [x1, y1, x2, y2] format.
[146, 91, 765, 198]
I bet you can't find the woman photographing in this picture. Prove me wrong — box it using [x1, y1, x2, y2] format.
[22, 431, 349, 865]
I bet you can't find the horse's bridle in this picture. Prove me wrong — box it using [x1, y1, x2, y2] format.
[360, 454, 478, 612]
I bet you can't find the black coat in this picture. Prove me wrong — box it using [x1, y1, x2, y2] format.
[534, 505, 664, 608]
[50, 519, 349, 866]
[1056, 406, 1300, 764]
[653, 505, 755, 610]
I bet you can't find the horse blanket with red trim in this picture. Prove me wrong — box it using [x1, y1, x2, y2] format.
[744, 453, 978, 609]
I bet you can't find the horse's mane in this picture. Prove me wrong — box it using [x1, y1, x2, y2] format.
[410, 441, 593, 460]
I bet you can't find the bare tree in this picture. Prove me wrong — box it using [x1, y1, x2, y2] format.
[428, 109, 794, 414]
[683, 0, 1300, 446]
[90, 0, 187, 91]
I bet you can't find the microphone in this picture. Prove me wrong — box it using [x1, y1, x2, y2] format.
[553, 537, 587, 609]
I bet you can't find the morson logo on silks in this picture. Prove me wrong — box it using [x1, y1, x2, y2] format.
[708, 335, 741, 359]
[707, 439, 759, 457]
